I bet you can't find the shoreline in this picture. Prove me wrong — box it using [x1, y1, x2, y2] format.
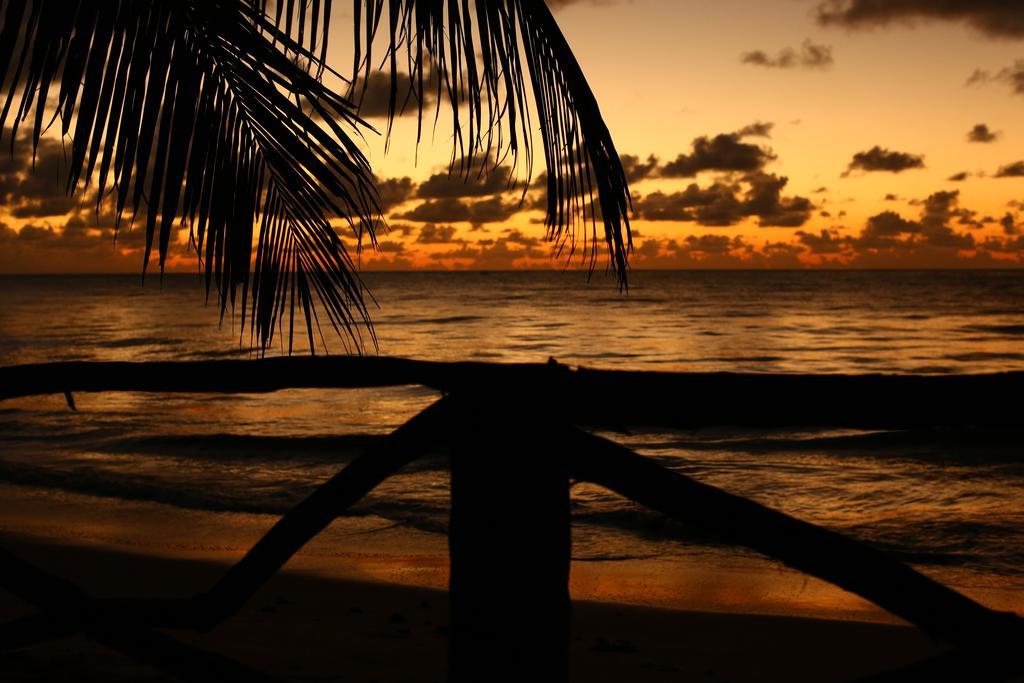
[2, 482, 1021, 623]
[0, 483, 902, 624]
[1, 482, 1021, 680]
[2, 534, 945, 682]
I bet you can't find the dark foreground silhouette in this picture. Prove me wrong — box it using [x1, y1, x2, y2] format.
[1, 356, 1023, 682]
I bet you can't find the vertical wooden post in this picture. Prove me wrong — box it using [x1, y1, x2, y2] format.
[447, 392, 572, 683]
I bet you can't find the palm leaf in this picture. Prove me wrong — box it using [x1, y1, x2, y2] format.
[352, 0, 633, 282]
[0, 0, 378, 353]
[0, 0, 634, 354]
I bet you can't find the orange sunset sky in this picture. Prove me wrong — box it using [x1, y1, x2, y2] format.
[1, 0, 1023, 272]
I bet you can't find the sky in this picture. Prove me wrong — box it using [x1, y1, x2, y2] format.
[1, 0, 1023, 272]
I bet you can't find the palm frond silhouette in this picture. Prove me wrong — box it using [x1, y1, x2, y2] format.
[0, 0, 632, 351]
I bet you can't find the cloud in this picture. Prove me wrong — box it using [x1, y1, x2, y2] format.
[740, 41, 834, 70]
[375, 176, 417, 212]
[0, 139, 84, 218]
[350, 70, 436, 118]
[736, 122, 775, 138]
[376, 240, 406, 253]
[662, 127, 777, 177]
[965, 61, 1024, 96]
[635, 184, 743, 225]
[947, 171, 969, 182]
[796, 228, 846, 254]
[816, 1, 1024, 39]
[678, 234, 739, 254]
[398, 195, 522, 227]
[852, 190, 976, 251]
[743, 173, 815, 227]
[619, 154, 661, 184]
[631, 211, 1022, 269]
[416, 223, 461, 244]
[502, 229, 543, 248]
[1001, 213, 1020, 236]
[631, 235, 805, 269]
[0, 213, 186, 273]
[428, 236, 548, 269]
[995, 161, 1024, 177]
[854, 211, 920, 249]
[844, 146, 925, 175]
[417, 165, 516, 199]
[967, 123, 999, 143]
[634, 172, 813, 228]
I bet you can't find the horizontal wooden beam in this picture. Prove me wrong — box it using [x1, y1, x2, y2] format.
[2, 356, 1021, 428]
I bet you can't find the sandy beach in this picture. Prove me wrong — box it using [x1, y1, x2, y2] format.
[0, 483, 960, 682]
[2, 535, 951, 683]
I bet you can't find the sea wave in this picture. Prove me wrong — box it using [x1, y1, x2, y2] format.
[632, 428, 1024, 463]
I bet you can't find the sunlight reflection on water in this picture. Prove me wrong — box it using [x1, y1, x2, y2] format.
[1, 271, 1023, 614]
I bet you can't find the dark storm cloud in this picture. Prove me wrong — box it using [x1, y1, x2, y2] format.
[740, 41, 834, 69]
[662, 128, 777, 178]
[844, 146, 925, 175]
[816, 1, 1024, 39]
[995, 161, 1024, 177]
[634, 172, 813, 228]
[967, 124, 999, 143]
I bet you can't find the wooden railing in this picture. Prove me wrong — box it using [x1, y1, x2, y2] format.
[1, 357, 1022, 682]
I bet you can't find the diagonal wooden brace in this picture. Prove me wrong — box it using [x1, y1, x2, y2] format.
[0, 398, 451, 644]
[567, 428, 1024, 664]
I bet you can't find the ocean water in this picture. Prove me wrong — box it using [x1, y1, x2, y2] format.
[1, 271, 1023, 608]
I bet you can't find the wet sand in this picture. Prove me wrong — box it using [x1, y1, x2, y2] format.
[0, 482, 964, 682]
[1, 534, 950, 683]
